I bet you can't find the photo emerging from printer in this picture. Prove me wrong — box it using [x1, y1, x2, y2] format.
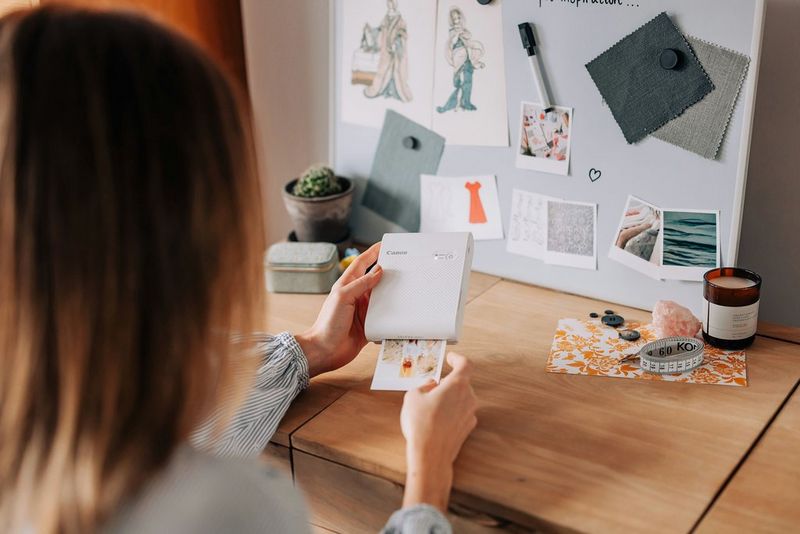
[371, 339, 447, 391]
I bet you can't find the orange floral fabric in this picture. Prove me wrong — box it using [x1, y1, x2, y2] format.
[546, 318, 747, 387]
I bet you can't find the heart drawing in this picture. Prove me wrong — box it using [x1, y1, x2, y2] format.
[588, 168, 602, 182]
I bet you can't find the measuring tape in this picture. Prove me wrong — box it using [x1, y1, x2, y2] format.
[638, 337, 705, 374]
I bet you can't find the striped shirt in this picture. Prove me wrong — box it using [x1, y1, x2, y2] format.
[107, 332, 451, 533]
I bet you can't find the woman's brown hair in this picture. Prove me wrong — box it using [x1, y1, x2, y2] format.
[0, 6, 265, 532]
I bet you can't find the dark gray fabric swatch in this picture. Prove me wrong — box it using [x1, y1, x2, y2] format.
[585, 12, 714, 144]
[362, 110, 445, 231]
[652, 36, 750, 160]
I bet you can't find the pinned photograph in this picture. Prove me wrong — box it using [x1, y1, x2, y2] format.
[660, 209, 720, 281]
[340, 0, 436, 129]
[420, 174, 503, 240]
[515, 102, 573, 176]
[608, 195, 663, 280]
[371, 339, 447, 391]
[506, 189, 559, 261]
[431, 0, 508, 146]
[544, 199, 597, 270]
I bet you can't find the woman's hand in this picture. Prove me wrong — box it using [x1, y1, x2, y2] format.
[400, 353, 478, 512]
[296, 243, 383, 377]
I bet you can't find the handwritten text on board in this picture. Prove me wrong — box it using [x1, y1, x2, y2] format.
[538, 0, 641, 8]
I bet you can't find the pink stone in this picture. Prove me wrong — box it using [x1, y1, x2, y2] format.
[652, 300, 702, 338]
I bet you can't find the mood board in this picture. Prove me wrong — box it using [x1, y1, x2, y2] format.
[332, 0, 765, 315]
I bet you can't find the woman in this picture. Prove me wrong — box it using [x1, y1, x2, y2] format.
[0, 6, 477, 533]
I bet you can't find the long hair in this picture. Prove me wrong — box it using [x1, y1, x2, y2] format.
[0, 6, 265, 532]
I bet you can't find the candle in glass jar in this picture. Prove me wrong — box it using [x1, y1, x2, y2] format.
[708, 276, 757, 289]
[702, 268, 762, 350]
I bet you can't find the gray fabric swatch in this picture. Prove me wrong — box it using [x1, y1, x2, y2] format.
[585, 12, 714, 144]
[652, 37, 750, 160]
[362, 110, 445, 231]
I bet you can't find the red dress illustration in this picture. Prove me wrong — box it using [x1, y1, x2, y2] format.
[465, 181, 487, 224]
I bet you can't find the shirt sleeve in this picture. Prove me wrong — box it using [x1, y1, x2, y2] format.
[189, 332, 310, 458]
[381, 504, 452, 534]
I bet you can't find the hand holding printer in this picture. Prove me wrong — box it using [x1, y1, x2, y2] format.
[296, 233, 479, 515]
[296, 242, 383, 376]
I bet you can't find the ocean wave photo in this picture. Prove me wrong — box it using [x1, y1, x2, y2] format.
[662, 211, 718, 267]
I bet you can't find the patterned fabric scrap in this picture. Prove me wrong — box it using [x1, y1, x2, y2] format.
[546, 318, 747, 387]
[585, 12, 714, 144]
[652, 37, 750, 160]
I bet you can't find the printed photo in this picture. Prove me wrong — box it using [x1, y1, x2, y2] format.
[608, 195, 663, 280]
[544, 199, 597, 270]
[371, 339, 447, 391]
[515, 102, 573, 176]
[660, 209, 720, 281]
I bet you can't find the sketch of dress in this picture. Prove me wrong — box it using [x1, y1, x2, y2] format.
[465, 181, 487, 224]
[353, 0, 412, 102]
[437, 7, 484, 113]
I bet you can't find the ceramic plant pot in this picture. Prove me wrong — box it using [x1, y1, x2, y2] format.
[281, 177, 353, 243]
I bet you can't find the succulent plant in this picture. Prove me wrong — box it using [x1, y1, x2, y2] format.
[293, 165, 342, 198]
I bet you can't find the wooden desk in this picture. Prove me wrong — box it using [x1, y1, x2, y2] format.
[263, 272, 501, 472]
[758, 320, 800, 346]
[276, 279, 800, 533]
[696, 383, 800, 533]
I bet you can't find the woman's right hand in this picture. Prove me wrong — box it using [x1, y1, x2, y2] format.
[400, 352, 478, 513]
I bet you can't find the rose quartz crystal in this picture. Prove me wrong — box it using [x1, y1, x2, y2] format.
[652, 300, 701, 338]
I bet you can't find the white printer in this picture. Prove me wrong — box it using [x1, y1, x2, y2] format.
[364, 232, 474, 343]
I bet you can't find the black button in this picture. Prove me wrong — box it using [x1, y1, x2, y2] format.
[477, 0, 493, 4]
[604, 309, 615, 315]
[619, 329, 641, 341]
[403, 136, 419, 150]
[602, 314, 624, 327]
[589, 312, 599, 318]
[659, 48, 680, 70]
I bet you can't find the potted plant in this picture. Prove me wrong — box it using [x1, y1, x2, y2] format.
[282, 164, 354, 243]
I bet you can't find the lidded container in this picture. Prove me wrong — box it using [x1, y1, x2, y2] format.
[266, 242, 339, 294]
[702, 267, 762, 350]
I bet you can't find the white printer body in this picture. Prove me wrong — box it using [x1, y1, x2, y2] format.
[364, 232, 474, 342]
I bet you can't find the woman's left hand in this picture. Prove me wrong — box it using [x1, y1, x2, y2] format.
[296, 242, 383, 377]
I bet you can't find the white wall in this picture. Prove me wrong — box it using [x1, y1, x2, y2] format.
[243, 0, 800, 327]
[737, 0, 800, 327]
[240, 0, 331, 245]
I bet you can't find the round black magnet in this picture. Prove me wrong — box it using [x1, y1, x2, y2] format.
[601, 314, 625, 327]
[402, 136, 419, 150]
[604, 309, 615, 315]
[589, 312, 599, 318]
[477, 0, 493, 4]
[659, 48, 681, 70]
[618, 329, 641, 342]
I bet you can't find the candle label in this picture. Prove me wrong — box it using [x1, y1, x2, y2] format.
[703, 299, 759, 340]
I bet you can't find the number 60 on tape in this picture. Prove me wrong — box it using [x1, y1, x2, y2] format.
[638, 337, 705, 375]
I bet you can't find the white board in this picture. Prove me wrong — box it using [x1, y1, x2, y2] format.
[332, 0, 765, 315]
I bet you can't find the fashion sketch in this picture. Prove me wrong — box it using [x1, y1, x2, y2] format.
[437, 7, 485, 113]
[351, 0, 412, 102]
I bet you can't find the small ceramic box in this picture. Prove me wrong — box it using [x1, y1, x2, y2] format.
[265, 242, 340, 294]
